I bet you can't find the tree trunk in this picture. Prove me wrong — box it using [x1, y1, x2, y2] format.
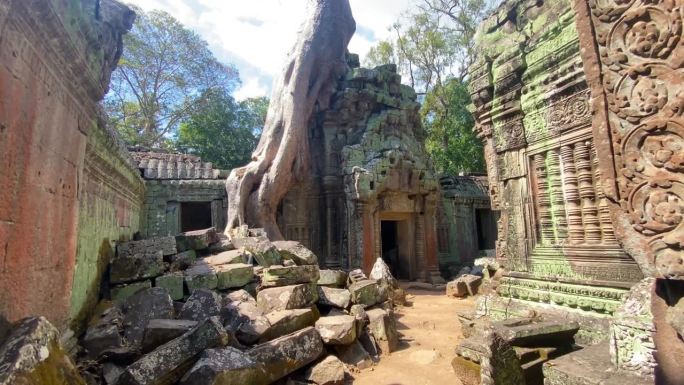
[225, 0, 355, 240]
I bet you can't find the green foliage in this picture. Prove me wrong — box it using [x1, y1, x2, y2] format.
[177, 91, 269, 170]
[422, 80, 484, 174]
[105, 7, 239, 148]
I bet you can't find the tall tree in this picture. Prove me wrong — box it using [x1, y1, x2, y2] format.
[422, 80, 484, 174]
[105, 8, 239, 148]
[177, 91, 269, 170]
[225, 0, 355, 239]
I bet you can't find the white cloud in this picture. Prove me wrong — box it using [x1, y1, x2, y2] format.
[123, 0, 412, 99]
[234, 76, 269, 100]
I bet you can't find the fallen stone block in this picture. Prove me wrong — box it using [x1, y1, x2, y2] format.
[207, 239, 235, 254]
[493, 319, 579, 347]
[247, 327, 325, 383]
[215, 263, 254, 289]
[168, 250, 197, 271]
[155, 272, 184, 301]
[460, 274, 482, 296]
[226, 289, 256, 304]
[180, 327, 323, 385]
[110, 251, 164, 284]
[366, 308, 399, 354]
[118, 236, 177, 258]
[271, 240, 318, 265]
[334, 340, 373, 369]
[222, 301, 271, 345]
[178, 347, 256, 385]
[117, 317, 229, 385]
[347, 269, 368, 284]
[179, 289, 222, 321]
[82, 307, 124, 359]
[300, 355, 345, 385]
[232, 237, 282, 267]
[142, 319, 197, 353]
[446, 279, 468, 297]
[262, 264, 320, 287]
[358, 328, 381, 358]
[111, 281, 152, 302]
[317, 286, 351, 309]
[0, 317, 86, 385]
[260, 309, 316, 342]
[318, 270, 348, 287]
[176, 228, 219, 252]
[348, 280, 380, 308]
[121, 287, 175, 348]
[257, 283, 318, 313]
[103, 362, 126, 385]
[184, 264, 218, 292]
[315, 315, 357, 345]
[369, 257, 399, 289]
[203, 249, 249, 266]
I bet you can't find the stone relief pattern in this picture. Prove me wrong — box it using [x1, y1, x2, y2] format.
[587, 0, 684, 278]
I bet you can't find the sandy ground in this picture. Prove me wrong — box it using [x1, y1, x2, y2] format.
[351, 288, 476, 385]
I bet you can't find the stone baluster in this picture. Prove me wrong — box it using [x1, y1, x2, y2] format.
[534, 153, 555, 245]
[574, 141, 601, 243]
[591, 145, 617, 244]
[546, 148, 568, 241]
[560, 144, 584, 243]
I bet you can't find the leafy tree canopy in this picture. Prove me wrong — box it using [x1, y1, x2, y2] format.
[422, 80, 484, 174]
[177, 91, 269, 170]
[105, 7, 240, 148]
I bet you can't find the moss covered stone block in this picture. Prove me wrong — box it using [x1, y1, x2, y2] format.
[110, 280, 152, 302]
[215, 263, 254, 290]
[155, 272, 184, 300]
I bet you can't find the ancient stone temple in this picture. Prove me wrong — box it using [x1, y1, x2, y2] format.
[438, 175, 496, 274]
[129, 149, 228, 238]
[458, 0, 684, 383]
[278, 60, 443, 282]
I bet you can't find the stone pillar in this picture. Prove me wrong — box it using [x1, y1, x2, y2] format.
[423, 198, 443, 284]
[359, 202, 375, 274]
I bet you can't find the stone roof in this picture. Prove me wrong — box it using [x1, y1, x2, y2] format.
[439, 175, 489, 199]
[128, 148, 228, 180]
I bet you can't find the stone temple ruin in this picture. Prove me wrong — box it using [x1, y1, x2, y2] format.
[448, 0, 684, 383]
[0, 0, 683, 384]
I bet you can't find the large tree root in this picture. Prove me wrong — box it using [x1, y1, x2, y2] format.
[225, 0, 356, 240]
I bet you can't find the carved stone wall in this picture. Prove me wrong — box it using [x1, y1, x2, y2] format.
[438, 175, 496, 273]
[572, 0, 684, 380]
[278, 60, 442, 281]
[469, 0, 643, 319]
[0, 0, 136, 329]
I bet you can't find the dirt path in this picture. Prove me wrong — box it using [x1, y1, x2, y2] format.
[352, 288, 475, 385]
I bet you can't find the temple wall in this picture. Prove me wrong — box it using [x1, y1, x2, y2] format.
[438, 176, 495, 274]
[468, 0, 643, 331]
[0, 0, 134, 330]
[70, 121, 144, 327]
[140, 179, 227, 237]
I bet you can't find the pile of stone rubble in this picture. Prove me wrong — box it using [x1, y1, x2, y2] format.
[0, 227, 404, 385]
[445, 257, 501, 298]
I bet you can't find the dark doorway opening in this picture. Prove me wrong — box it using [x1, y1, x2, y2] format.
[181, 202, 212, 232]
[475, 208, 498, 250]
[381, 220, 401, 279]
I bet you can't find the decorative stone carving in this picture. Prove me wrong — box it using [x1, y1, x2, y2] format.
[574, 0, 684, 279]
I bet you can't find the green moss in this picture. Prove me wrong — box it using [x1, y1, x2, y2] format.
[69, 121, 144, 330]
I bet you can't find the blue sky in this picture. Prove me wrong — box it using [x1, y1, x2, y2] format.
[124, 0, 413, 100]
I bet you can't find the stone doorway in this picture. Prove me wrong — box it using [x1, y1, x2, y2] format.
[180, 202, 212, 232]
[380, 218, 412, 280]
